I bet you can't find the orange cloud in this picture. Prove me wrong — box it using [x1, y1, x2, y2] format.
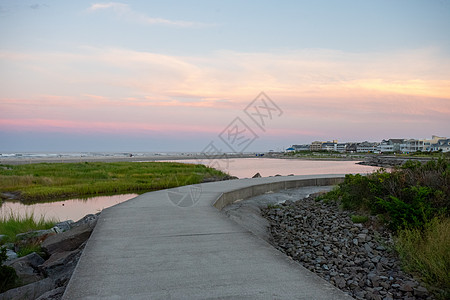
[0, 118, 221, 135]
[1, 47, 449, 139]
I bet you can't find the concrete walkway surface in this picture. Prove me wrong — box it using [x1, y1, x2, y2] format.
[63, 175, 353, 299]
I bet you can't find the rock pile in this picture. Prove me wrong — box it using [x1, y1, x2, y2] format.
[357, 156, 432, 168]
[0, 214, 98, 300]
[261, 197, 431, 300]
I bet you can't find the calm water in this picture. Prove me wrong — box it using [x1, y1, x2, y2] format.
[170, 157, 379, 178]
[1, 158, 378, 222]
[1, 194, 138, 223]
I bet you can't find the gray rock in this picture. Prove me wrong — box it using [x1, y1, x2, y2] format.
[259, 192, 431, 300]
[15, 229, 56, 245]
[42, 221, 95, 255]
[39, 248, 81, 279]
[35, 286, 65, 300]
[364, 243, 373, 254]
[53, 220, 74, 233]
[5, 252, 45, 285]
[252, 172, 261, 178]
[354, 290, 366, 299]
[357, 233, 367, 242]
[413, 286, 428, 298]
[5, 249, 18, 261]
[72, 214, 97, 227]
[0, 278, 54, 300]
[400, 282, 415, 292]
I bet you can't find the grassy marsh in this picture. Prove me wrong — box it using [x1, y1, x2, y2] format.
[0, 211, 57, 244]
[0, 161, 229, 203]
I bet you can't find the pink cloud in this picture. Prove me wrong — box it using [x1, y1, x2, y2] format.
[0, 118, 222, 135]
[1, 47, 449, 143]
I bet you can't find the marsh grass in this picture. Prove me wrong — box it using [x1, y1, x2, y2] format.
[351, 215, 369, 223]
[0, 161, 228, 203]
[0, 211, 57, 244]
[395, 217, 450, 298]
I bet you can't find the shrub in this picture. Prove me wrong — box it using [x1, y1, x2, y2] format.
[322, 158, 449, 231]
[0, 248, 18, 293]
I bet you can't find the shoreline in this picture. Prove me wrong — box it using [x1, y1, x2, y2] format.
[0, 153, 257, 165]
[0, 152, 438, 168]
[0, 153, 362, 166]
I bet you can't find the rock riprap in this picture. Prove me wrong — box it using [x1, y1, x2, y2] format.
[0, 214, 98, 300]
[261, 197, 431, 300]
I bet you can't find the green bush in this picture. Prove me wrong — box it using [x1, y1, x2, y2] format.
[319, 158, 449, 298]
[322, 158, 449, 231]
[0, 248, 18, 293]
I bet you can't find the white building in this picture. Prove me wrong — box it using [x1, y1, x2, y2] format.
[356, 142, 379, 153]
[336, 143, 348, 153]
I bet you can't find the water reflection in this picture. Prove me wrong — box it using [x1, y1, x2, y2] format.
[0, 194, 138, 222]
[166, 158, 380, 179]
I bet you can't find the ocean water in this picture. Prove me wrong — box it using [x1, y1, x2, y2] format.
[0, 151, 195, 160]
[0, 157, 379, 222]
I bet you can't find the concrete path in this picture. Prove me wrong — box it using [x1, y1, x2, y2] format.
[63, 175, 353, 300]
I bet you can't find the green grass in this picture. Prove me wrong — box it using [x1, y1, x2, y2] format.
[351, 215, 369, 223]
[16, 244, 43, 258]
[395, 217, 450, 299]
[0, 161, 229, 203]
[0, 211, 57, 244]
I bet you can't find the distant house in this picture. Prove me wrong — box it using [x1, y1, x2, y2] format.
[378, 140, 393, 153]
[336, 143, 348, 153]
[346, 143, 357, 153]
[389, 139, 404, 152]
[285, 147, 295, 152]
[356, 141, 378, 153]
[378, 139, 404, 153]
[432, 138, 450, 152]
[398, 135, 448, 153]
[310, 141, 324, 151]
[421, 135, 447, 152]
[321, 142, 337, 151]
[400, 139, 422, 153]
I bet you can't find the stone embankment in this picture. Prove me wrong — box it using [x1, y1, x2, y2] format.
[357, 156, 434, 168]
[261, 196, 432, 300]
[0, 214, 98, 300]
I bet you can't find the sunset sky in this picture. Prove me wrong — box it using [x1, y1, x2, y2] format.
[1, 0, 449, 152]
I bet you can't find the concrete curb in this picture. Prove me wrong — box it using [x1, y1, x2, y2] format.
[214, 176, 345, 210]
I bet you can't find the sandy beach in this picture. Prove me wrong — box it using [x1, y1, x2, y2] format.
[0, 153, 259, 165]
